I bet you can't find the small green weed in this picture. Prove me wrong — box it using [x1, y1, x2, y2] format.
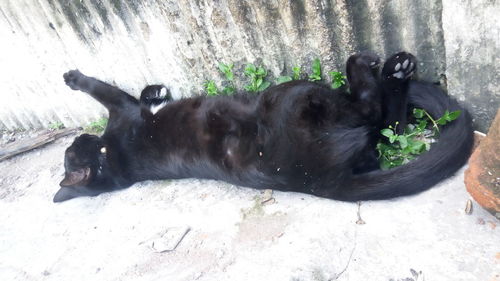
[218, 62, 236, 95]
[203, 58, 345, 95]
[84, 118, 108, 134]
[276, 76, 293, 84]
[218, 62, 234, 81]
[329, 71, 347, 89]
[277, 66, 302, 84]
[308, 58, 322, 82]
[377, 108, 461, 169]
[244, 63, 271, 92]
[48, 121, 65, 130]
[292, 66, 301, 80]
[204, 80, 219, 96]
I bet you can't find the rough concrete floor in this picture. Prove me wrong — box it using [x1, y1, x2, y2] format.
[0, 134, 498, 281]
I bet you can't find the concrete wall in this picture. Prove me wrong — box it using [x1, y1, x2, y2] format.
[0, 0, 497, 132]
[442, 0, 500, 133]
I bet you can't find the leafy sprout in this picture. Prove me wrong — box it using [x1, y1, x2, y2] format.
[204, 80, 219, 96]
[244, 64, 271, 92]
[308, 58, 322, 82]
[277, 66, 302, 84]
[84, 118, 108, 135]
[377, 109, 461, 169]
[329, 71, 347, 89]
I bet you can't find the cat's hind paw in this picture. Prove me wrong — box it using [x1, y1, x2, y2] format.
[63, 70, 84, 91]
[382, 52, 416, 81]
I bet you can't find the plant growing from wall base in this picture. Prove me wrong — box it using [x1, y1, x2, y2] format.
[218, 62, 236, 95]
[84, 118, 108, 135]
[277, 66, 302, 84]
[308, 58, 322, 82]
[204, 80, 219, 96]
[244, 64, 271, 92]
[48, 121, 65, 130]
[329, 71, 347, 89]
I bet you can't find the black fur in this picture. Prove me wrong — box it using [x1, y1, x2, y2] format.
[54, 52, 473, 203]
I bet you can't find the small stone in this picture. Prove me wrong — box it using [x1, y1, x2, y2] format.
[465, 199, 473, 215]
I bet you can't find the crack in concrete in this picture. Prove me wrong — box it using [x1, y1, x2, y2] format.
[330, 201, 364, 280]
[330, 228, 357, 280]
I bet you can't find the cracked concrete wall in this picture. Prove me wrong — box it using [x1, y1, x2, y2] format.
[0, 0, 497, 131]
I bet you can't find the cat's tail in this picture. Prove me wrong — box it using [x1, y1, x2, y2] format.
[332, 81, 474, 201]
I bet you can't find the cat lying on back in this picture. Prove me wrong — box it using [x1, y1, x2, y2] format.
[54, 52, 473, 203]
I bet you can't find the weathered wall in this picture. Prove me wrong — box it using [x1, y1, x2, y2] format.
[0, 0, 497, 132]
[442, 0, 500, 133]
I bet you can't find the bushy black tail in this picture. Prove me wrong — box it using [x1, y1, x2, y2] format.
[334, 81, 474, 201]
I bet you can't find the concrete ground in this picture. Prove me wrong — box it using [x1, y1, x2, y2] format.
[0, 133, 498, 281]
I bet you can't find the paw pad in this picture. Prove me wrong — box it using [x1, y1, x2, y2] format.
[383, 52, 416, 81]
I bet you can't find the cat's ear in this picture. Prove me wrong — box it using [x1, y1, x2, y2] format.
[59, 167, 91, 187]
[53, 168, 92, 202]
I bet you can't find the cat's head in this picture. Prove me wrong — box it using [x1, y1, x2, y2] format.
[54, 134, 110, 202]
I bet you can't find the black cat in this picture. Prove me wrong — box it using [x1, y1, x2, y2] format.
[54, 52, 473, 203]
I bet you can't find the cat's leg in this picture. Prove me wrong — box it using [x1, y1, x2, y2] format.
[344, 52, 384, 173]
[345, 51, 382, 121]
[140, 85, 172, 114]
[380, 52, 417, 133]
[63, 70, 138, 111]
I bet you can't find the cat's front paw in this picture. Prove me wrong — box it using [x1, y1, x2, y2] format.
[382, 52, 416, 81]
[63, 70, 84, 91]
[140, 85, 172, 114]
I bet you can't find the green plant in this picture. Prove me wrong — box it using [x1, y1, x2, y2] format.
[48, 121, 65, 130]
[244, 63, 271, 92]
[84, 118, 108, 134]
[218, 62, 234, 82]
[277, 66, 302, 84]
[204, 80, 219, 96]
[413, 108, 461, 133]
[308, 58, 322, 82]
[218, 62, 236, 95]
[377, 108, 461, 169]
[292, 66, 301, 80]
[329, 71, 346, 89]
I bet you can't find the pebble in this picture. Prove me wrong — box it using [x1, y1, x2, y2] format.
[465, 199, 473, 215]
